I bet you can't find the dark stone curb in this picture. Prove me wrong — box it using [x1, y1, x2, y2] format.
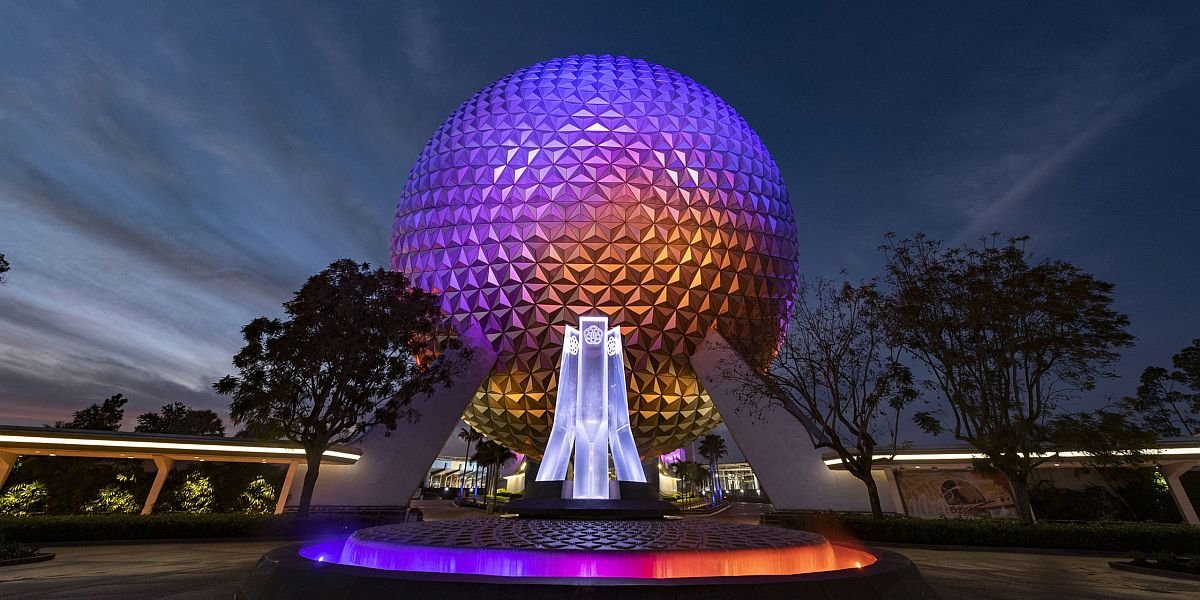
[0, 552, 55, 567]
[1109, 561, 1200, 581]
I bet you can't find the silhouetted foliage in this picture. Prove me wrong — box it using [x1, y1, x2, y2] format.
[1123, 339, 1200, 438]
[54, 394, 127, 431]
[214, 259, 466, 516]
[0, 253, 9, 284]
[698, 434, 728, 504]
[724, 277, 916, 518]
[1050, 410, 1158, 518]
[471, 440, 516, 512]
[457, 426, 482, 498]
[135, 402, 225, 436]
[882, 234, 1134, 524]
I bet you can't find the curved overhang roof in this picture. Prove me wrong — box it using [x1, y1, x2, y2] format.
[0, 425, 361, 465]
[821, 439, 1200, 471]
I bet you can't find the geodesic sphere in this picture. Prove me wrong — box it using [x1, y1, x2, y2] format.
[391, 55, 798, 460]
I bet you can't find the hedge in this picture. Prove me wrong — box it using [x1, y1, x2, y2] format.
[0, 513, 406, 544]
[763, 511, 1200, 555]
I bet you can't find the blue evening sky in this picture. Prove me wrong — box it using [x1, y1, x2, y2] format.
[1, 2, 1198, 454]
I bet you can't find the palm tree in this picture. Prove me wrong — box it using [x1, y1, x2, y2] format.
[698, 434, 728, 505]
[472, 440, 516, 513]
[668, 460, 707, 501]
[456, 426, 482, 498]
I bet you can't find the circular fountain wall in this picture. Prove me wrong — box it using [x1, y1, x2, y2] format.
[239, 518, 936, 600]
[325, 518, 870, 578]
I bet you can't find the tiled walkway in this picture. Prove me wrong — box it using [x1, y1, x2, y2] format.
[2, 504, 1197, 599]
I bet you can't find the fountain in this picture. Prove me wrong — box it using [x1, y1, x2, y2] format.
[237, 316, 936, 599]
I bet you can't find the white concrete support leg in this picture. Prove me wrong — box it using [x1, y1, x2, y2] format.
[0, 450, 17, 491]
[691, 331, 898, 513]
[274, 461, 298, 515]
[883, 467, 906, 515]
[290, 324, 498, 509]
[1162, 462, 1200, 526]
[141, 456, 174, 515]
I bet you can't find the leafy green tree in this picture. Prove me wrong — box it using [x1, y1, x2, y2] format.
[0, 481, 48, 515]
[728, 278, 916, 518]
[1122, 339, 1200, 437]
[456, 426, 482, 498]
[54, 394, 127, 430]
[175, 472, 215, 513]
[883, 234, 1134, 524]
[697, 434, 728, 505]
[82, 484, 139, 514]
[0, 253, 9, 284]
[214, 259, 465, 517]
[238, 476, 277, 514]
[135, 402, 225, 436]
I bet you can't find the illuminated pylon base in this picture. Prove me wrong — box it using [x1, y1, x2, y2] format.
[536, 315, 645, 500]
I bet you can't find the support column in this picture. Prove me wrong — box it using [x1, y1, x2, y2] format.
[1162, 462, 1200, 526]
[692, 331, 889, 512]
[275, 461, 299, 515]
[0, 450, 17, 491]
[289, 323, 498, 509]
[141, 456, 173, 515]
[883, 467, 907, 515]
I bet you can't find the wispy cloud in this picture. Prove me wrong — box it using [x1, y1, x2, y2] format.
[908, 16, 1200, 243]
[0, 2, 450, 426]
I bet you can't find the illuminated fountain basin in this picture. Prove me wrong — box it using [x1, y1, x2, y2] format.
[238, 518, 937, 599]
[320, 518, 870, 578]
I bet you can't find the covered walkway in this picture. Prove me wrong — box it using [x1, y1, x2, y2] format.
[0, 425, 361, 515]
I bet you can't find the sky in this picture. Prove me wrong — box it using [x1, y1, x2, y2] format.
[1, 1, 1198, 457]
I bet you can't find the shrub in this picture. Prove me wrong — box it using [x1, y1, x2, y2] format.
[175, 473, 215, 513]
[0, 533, 39, 560]
[82, 485, 140, 514]
[0, 482, 49, 516]
[763, 511, 1200, 555]
[238, 476, 277, 514]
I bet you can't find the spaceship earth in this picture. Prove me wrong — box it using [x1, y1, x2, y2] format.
[391, 55, 799, 460]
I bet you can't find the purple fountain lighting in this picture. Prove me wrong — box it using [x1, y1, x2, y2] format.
[300, 519, 876, 580]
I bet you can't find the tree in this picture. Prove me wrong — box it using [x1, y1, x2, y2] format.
[135, 402, 225, 436]
[724, 278, 916, 518]
[697, 434, 728, 505]
[456, 426, 482, 498]
[471, 439, 515, 513]
[1050, 410, 1157, 519]
[54, 394, 127, 430]
[883, 234, 1134, 523]
[1122, 339, 1200, 437]
[0, 253, 9, 284]
[238, 476, 278, 514]
[667, 460, 708, 500]
[214, 259, 465, 517]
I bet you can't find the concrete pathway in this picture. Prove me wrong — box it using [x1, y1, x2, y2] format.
[0, 540, 279, 600]
[889, 545, 1200, 599]
[3, 506, 1199, 599]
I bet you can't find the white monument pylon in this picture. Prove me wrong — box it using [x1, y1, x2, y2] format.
[536, 315, 645, 499]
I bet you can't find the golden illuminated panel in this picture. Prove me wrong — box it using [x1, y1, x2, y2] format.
[391, 55, 799, 459]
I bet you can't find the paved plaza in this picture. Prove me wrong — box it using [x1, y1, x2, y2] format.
[1, 504, 1198, 599]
